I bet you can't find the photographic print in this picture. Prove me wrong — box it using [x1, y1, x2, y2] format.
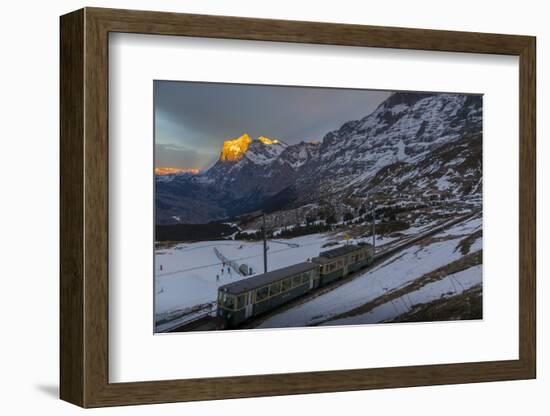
[154, 81, 482, 333]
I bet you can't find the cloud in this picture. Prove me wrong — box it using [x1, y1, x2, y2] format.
[155, 143, 214, 169]
[154, 80, 391, 169]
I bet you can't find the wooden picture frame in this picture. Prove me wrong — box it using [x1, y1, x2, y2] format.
[60, 7, 536, 408]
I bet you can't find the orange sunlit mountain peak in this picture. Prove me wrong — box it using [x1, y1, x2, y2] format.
[220, 134, 283, 162]
[220, 133, 253, 161]
[258, 136, 279, 145]
[155, 167, 200, 176]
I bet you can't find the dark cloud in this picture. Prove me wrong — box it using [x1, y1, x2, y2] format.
[154, 81, 390, 169]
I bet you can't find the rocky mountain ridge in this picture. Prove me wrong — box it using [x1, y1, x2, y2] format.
[155, 92, 482, 225]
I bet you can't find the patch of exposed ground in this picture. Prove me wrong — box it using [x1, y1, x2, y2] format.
[386, 284, 482, 322]
[456, 229, 482, 255]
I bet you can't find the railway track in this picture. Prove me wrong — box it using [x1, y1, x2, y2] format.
[168, 314, 218, 332]
[156, 301, 216, 332]
[239, 210, 480, 329]
[168, 211, 479, 332]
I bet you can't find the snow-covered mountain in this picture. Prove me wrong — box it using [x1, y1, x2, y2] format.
[299, 92, 482, 194]
[155, 92, 482, 225]
[201, 134, 290, 189]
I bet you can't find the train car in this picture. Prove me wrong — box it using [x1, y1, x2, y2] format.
[217, 262, 319, 328]
[312, 243, 373, 286]
[238, 263, 252, 276]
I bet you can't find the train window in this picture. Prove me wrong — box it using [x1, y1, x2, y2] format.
[217, 291, 224, 304]
[282, 278, 292, 291]
[337, 260, 343, 268]
[292, 274, 302, 286]
[223, 294, 236, 310]
[302, 272, 310, 283]
[256, 287, 268, 302]
[237, 294, 246, 309]
[270, 282, 281, 296]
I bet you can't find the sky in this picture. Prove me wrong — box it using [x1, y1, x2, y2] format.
[154, 81, 391, 170]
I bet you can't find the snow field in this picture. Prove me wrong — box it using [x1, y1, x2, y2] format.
[155, 234, 336, 322]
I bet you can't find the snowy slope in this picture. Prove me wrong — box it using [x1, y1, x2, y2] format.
[155, 214, 482, 330]
[257, 215, 482, 328]
[325, 265, 482, 326]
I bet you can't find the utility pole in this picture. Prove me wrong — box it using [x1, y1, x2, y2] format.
[371, 201, 376, 253]
[262, 213, 268, 273]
